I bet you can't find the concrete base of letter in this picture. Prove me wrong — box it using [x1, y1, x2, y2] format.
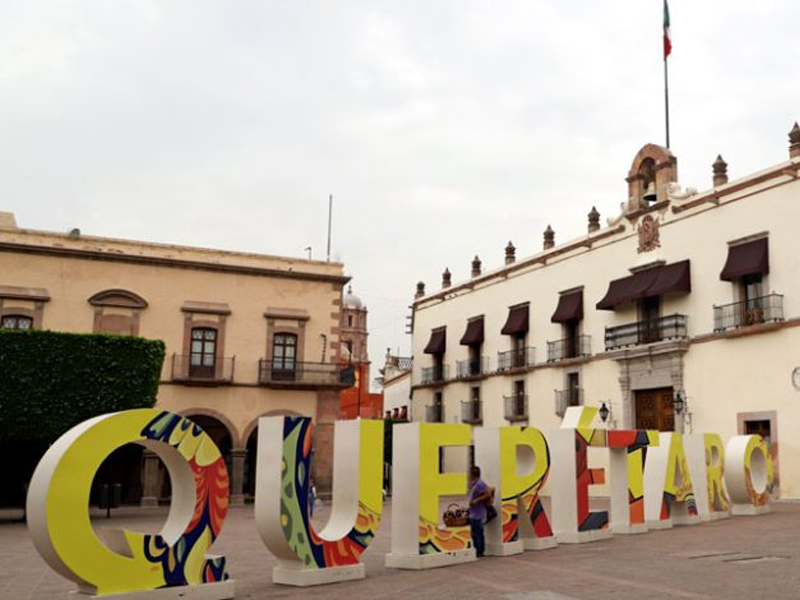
[556, 529, 612, 544]
[486, 540, 524, 556]
[522, 536, 558, 551]
[706, 511, 730, 521]
[646, 519, 673, 531]
[273, 564, 364, 586]
[70, 582, 235, 600]
[385, 549, 476, 570]
[673, 514, 702, 526]
[612, 523, 649, 535]
[731, 504, 770, 516]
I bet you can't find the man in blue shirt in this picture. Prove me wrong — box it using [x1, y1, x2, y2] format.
[467, 465, 492, 558]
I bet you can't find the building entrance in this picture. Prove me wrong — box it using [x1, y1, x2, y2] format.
[634, 387, 675, 431]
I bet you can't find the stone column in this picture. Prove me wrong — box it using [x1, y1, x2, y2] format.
[141, 450, 161, 507]
[229, 448, 247, 506]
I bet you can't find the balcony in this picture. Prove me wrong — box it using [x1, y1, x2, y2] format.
[426, 403, 443, 423]
[258, 360, 354, 389]
[460, 400, 482, 424]
[547, 335, 591, 362]
[171, 354, 235, 385]
[503, 394, 528, 422]
[555, 388, 584, 417]
[455, 357, 490, 379]
[605, 314, 688, 351]
[497, 347, 536, 371]
[420, 364, 450, 384]
[714, 294, 784, 332]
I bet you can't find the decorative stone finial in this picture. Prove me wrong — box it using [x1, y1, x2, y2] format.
[442, 268, 451, 289]
[415, 281, 425, 299]
[505, 241, 516, 265]
[588, 206, 600, 233]
[543, 225, 555, 250]
[471, 256, 482, 278]
[789, 122, 800, 159]
[712, 154, 728, 186]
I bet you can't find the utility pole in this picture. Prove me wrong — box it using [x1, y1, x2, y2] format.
[326, 194, 333, 262]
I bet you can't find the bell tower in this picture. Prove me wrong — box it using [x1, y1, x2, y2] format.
[340, 285, 368, 363]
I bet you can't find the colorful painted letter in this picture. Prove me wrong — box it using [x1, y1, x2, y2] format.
[27, 409, 231, 597]
[725, 434, 773, 515]
[386, 422, 474, 569]
[498, 426, 555, 549]
[255, 417, 384, 584]
[607, 429, 659, 533]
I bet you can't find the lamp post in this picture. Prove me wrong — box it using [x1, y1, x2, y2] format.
[599, 401, 610, 423]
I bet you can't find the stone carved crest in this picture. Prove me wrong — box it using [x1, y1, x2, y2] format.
[637, 215, 661, 253]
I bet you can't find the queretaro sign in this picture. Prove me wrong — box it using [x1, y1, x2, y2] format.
[27, 406, 773, 598]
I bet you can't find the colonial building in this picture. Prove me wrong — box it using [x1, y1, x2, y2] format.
[410, 123, 800, 498]
[380, 351, 412, 420]
[0, 213, 353, 504]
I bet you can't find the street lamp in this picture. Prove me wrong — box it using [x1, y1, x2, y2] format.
[599, 401, 610, 423]
[673, 391, 686, 415]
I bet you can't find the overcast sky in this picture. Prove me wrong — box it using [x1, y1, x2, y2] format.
[2, 1, 798, 384]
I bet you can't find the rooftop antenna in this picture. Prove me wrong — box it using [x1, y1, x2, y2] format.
[326, 193, 333, 262]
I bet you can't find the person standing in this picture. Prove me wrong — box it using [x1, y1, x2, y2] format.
[467, 465, 492, 558]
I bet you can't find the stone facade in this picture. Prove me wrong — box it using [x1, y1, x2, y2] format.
[0, 215, 351, 503]
[409, 130, 800, 498]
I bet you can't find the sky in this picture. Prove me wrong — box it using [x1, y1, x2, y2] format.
[1, 1, 799, 387]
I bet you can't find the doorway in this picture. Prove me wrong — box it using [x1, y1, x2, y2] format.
[634, 387, 675, 431]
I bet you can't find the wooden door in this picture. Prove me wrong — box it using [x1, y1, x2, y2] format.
[635, 388, 675, 431]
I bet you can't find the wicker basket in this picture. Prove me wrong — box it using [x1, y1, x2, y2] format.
[442, 503, 469, 527]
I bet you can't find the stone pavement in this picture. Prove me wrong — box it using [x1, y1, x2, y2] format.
[2, 502, 800, 599]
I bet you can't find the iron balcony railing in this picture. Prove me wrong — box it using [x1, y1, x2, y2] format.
[547, 335, 591, 362]
[605, 314, 688, 351]
[426, 403, 443, 423]
[420, 364, 449, 384]
[171, 354, 235, 383]
[555, 388, 584, 417]
[258, 360, 354, 387]
[503, 394, 528, 422]
[497, 347, 536, 371]
[460, 400, 482, 424]
[713, 294, 784, 332]
[455, 357, 491, 378]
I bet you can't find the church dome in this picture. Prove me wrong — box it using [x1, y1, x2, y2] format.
[343, 285, 364, 309]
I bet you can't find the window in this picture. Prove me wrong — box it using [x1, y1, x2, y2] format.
[567, 372, 581, 406]
[563, 320, 580, 358]
[348, 315, 353, 327]
[272, 333, 298, 380]
[639, 296, 661, 343]
[1, 315, 33, 330]
[345, 340, 354, 359]
[189, 328, 217, 377]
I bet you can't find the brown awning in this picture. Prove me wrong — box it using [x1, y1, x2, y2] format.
[423, 327, 446, 354]
[647, 260, 691, 297]
[501, 303, 529, 335]
[720, 238, 769, 281]
[460, 317, 484, 346]
[596, 260, 691, 310]
[551, 290, 583, 323]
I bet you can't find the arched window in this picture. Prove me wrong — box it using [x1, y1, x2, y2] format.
[1, 314, 33, 330]
[189, 327, 217, 378]
[272, 333, 297, 380]
[348, 315, 353, 327]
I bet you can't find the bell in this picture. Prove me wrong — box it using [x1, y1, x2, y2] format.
[643, 182, 657, 203]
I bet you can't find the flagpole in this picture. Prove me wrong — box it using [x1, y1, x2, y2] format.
[664, 57, 670, 149]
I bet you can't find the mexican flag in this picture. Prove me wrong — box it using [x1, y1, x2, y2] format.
[663, 0, 672, 60]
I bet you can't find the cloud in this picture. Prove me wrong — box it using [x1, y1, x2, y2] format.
[0, 1, 798, 388]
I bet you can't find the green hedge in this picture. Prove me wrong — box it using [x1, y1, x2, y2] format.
[0, 330, 165, 443]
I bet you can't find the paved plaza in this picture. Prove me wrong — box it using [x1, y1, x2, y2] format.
[2, 502, 800, 599]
